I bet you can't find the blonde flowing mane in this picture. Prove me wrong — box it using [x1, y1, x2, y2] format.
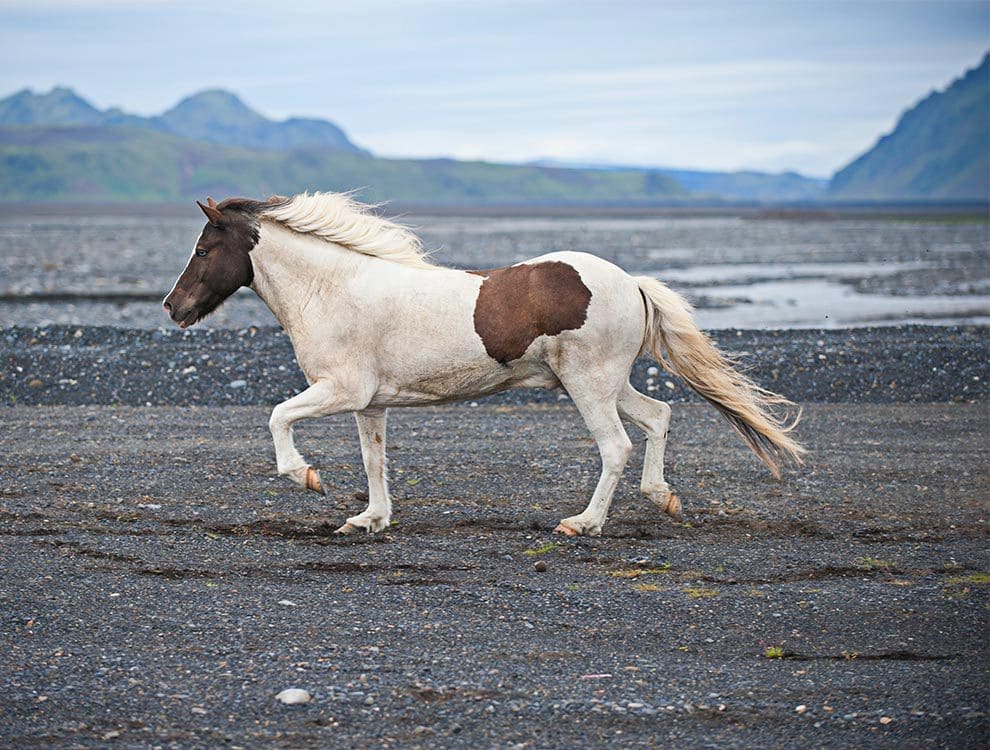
[257, 192, 434, 270]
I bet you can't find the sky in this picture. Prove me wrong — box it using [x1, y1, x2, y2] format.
[1, 0, 987, 177]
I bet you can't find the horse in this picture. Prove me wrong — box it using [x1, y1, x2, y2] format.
[163, 192, 804, 536]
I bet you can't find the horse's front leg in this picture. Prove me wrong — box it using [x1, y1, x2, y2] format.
[337, 408, 391, 534]
[269, 380, 353, 494]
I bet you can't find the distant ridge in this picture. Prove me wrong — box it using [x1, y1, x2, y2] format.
[528, 159, 827, 201]
[829, 53, 990, 201]
[0, 87, 365, 153]
[0, 86, 103, 126]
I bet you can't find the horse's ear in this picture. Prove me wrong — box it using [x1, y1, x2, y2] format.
[196, 199, 225, 228]
[206, 197, 219, 209]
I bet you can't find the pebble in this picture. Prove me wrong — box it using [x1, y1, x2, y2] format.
[278, 599, 298, 607]
[227, 379, 247, 389]
[533, 560, 548, 573]
[275, 688, 312, 705]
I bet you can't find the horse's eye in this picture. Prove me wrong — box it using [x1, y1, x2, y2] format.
[196, 249, 207, 257]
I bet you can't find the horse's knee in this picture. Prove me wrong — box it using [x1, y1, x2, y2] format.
[268, 406, 288, 435]
[603, 435, 633, 470]
[651, 402, 671, 435]
[657, 401, 671, 424]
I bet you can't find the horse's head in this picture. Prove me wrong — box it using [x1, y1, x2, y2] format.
[163, 198, 259, 328]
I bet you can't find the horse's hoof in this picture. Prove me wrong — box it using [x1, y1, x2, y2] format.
[305, 467, 325, 495]
[552, 522, 580, 537]
[334, 522, 360, 535]
[663, 493, 682, 521]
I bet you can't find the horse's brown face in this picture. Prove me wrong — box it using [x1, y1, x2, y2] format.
[163, 199, 259, 328]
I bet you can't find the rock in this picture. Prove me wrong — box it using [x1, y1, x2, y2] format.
[278, 599, 297, 607]
[28, 379, 43, 389]
[533, 560, 548, 573]
[228, 379, 247, 389]
[275, 688, 312, 705]
[796, 704, 807, 714]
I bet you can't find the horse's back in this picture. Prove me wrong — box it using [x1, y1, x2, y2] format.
[526, 250, 646, 353]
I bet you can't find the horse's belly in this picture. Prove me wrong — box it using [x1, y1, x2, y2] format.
[369, 357, 560, 407]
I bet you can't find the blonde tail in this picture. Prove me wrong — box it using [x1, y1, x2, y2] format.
[636, 276, 805, 477]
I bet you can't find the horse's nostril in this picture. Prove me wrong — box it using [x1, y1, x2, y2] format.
[163, 301, 172, 311]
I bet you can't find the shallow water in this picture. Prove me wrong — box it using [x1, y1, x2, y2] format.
[0, 210, 986, 329]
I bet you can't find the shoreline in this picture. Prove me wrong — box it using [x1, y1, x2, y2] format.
[2, 200, 988, 220]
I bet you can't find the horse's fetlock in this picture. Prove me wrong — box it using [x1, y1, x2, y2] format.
[346, 512, 390, 534]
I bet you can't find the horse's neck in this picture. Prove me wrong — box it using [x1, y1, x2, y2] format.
[250, 223, 362, 332]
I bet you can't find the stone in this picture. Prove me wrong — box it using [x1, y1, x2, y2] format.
[276, 688, 312, 705]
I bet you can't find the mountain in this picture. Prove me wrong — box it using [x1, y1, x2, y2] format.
[0, 126, 687, 203]
[829, 53, 989, 201]
[528, 159, 827, 201]
[152, 90, 362, 152]
[651, 168, 826, 201]
[0, 87, 365, 154]
[0, 87, 103, 126]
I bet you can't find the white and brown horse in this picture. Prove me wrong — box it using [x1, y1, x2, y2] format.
[164, 193, 804, 536]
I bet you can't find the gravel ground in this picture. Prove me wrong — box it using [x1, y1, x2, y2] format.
[0, 402, 987, 748]
[1, 324, 988, 747]
[1, 324, 987, 408]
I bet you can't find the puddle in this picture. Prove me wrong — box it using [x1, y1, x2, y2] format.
[654, 261, 932, 286]
[690, 279, 990, 329]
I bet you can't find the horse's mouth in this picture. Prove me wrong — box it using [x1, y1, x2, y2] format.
[176, 309, 198, 329]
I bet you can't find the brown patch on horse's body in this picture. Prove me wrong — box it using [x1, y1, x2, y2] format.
[471, 261, 592, 364]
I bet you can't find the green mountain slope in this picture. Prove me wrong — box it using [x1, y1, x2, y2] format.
[529, 160, 827, 201]
[0, 125, 687, 203]
[829, 53, 989, 201]
[657, 168, 826, 201]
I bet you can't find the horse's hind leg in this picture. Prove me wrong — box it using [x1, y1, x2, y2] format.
[553, 382, 632, 537]
[337, 408, 392, 534]
[617, 384, 681, 520]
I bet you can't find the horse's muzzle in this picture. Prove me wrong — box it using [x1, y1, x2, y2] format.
[163, 297, 196, 329]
